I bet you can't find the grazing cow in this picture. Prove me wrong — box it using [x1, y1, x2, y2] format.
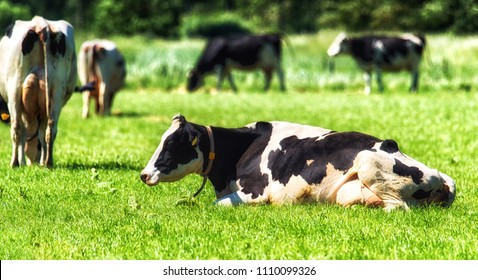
[327, 32, 426, 94]
[140, 115, 456, 211]
[187, 34, 285, 92]
[0, 16, 77, 167]
[77, 39, 126, 118]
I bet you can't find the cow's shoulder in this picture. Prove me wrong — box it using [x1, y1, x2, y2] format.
[349, 36, 384, 61]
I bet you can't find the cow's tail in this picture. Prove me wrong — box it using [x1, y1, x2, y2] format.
[417, 33, 433, 68]
[88, 44, 97, 82]
[278, 32, 296, 63]
[39, 26, 51, 124]
[39, 25, 54, 167]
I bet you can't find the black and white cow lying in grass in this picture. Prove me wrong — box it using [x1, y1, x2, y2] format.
[140, 115, 455, 211]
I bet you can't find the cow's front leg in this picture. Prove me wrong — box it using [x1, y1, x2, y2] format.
[226, 72, 237, 92]
[214, 190, 262, 205]
[363, 71, 372, 95]
[214, 191, 246, 205]
[375, 68, 384, 92]
[215, 66, 225, 91]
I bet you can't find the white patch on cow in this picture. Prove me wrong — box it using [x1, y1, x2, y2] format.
[268, 175, 311, 204]
[400, 34, 423, 46]
[258, 122, 332, 198]
[306, 159, 314, 166]
[327, 32, 347, 57]
[374, 40, 385, 51]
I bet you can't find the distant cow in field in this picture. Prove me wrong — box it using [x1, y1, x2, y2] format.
[187, 34, 285, 92]
[140, 115, 456, 211]
[78, 39, 126, 118]
[327, 32, 426, 94]
[0, 16, 77, 167]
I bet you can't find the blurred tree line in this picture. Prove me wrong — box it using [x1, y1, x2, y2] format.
[2, 0, 478, 37]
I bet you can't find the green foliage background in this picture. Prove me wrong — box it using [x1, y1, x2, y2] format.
[3, 0, 478, 37]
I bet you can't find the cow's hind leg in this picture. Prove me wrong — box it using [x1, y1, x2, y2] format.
[8, 110, 22, 167]
[363, 71, 372, 95]
[22, 73, 41, 165]
[336, 173, 384, 208]
[82, 90, 91, 118]
[276, 65, 286, 91]
[375, 68, 384, 92]
[410, 69, 419, 92]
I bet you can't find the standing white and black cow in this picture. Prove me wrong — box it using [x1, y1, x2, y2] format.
[0, 16, 77, 167]
[140, 115, 456, 211]
[327, 32, 426, 94]
[187, 34, 286, 92]
[77, 39, 126, 118]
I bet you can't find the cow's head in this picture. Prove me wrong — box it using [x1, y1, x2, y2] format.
[140, 115, 203, 186]
[186, 69, 204, 92]
[327, 32, 349, 57]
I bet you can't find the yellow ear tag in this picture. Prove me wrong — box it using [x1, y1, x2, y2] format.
[1, 113, 9, 121]
[191, 136, 198, 146]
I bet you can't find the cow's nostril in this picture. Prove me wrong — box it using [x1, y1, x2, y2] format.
[140, 173, 149, 183]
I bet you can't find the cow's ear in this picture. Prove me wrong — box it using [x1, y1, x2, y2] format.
[191, 136, 198, 147]
[189, 131, 200, 147]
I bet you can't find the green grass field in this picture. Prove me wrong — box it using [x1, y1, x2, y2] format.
[0, 32, 477, 259]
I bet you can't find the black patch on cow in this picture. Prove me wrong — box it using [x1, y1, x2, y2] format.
[268, 132, 381, 185]
[50, 32, 66, 57]
[380, 139, 399, 154]
[412, 189, 432, 200]
[153, 122, 199, 175]
[375, 38, 409, 65]
[349, 36, 377, 62]
[22, 30, 39, 55]
[5, 23, 14, 38]
[235, 122, 273, 199]
[194, 34, 281, 74]
[392, 159, 423, 185]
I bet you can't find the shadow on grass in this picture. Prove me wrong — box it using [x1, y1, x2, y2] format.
[111, 110, 150, 118]
[58, 160, 142, 171]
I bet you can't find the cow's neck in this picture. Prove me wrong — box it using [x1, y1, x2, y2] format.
[195, 124, 258, 196]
